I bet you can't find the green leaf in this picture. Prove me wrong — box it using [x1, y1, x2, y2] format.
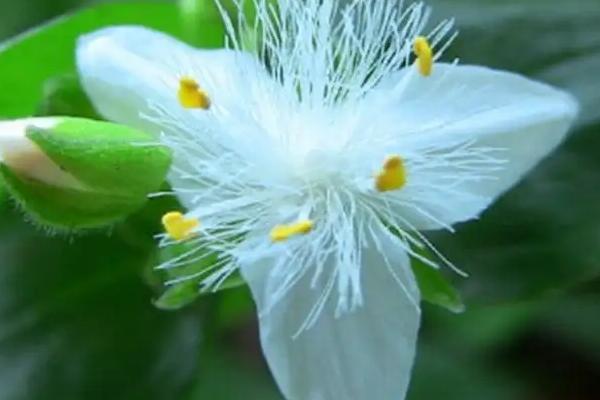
[0, 204, 202, 400]
[0, 1, 224, 119]
[411, 257, 465, 313]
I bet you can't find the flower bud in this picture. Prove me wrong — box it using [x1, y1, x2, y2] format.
[0, 117, 172, 229]
[0, 118, 83, 189]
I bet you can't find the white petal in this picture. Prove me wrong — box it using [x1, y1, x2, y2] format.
[240, 231, 420, 400]
[76, 26, 264, 134]
[368, 64, 578, 229]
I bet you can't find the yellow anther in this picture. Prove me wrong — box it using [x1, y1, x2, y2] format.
[162, 211, 200, 241]
[270, 220, 314, 243]
[178, 76, 211, 109]
[413, 36, 433, 77]
[375, 155, 407, 192]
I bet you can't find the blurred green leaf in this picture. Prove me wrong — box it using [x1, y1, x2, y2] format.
[0, 180, 7, 204]
[185, 349, 280, 400]
[409, 341, 530, 400]
[214, 286, 255, 330]
[425, 0, 600, 303]
[154, 241, 245, 311]
[410, 303, 544, 400]
[177, 0, 226, 47]
[0, 205, 202, 400]
[36, 74, 100, 119]
[538, 295, 600, 364]
[0, 0, 222, 118]
[155, 279, 201, 311]
[433, 0, 600, 127]
[177, 0, 278, 50]
[572, 275, 600, 296]
[115, 188, 183, 251]
[0, 0, 83, 41]
[421, 301, 541, 354]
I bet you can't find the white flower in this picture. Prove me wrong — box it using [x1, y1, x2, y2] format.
[76, 0, 577, 399]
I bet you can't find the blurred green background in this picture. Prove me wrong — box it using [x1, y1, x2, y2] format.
[0, 0, 598, 399]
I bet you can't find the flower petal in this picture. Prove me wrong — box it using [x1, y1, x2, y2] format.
[240, 231, 420, 400]
[367, 64, 578, 229]
[76, 26, 263, 134]
[0, 117, 83, 189]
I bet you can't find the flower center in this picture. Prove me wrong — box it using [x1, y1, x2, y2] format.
[298, 148, 347, 184]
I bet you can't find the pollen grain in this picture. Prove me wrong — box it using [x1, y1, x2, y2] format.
[376, 155, 407, 192]
[413, 36, 433, 77]
[178, 76, 211, 109]
[270, 220, 314, 243]
[162, 211, 200, 241]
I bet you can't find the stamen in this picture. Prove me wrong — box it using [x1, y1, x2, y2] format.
[270, 220, 314, 242]
[376, 155, 407, 192]
[162, 211, 200, 240]
[413, 36, 433, 77]
[178, 77, 211, 109]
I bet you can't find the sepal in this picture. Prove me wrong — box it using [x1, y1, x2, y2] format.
[0, 117, 172, 229]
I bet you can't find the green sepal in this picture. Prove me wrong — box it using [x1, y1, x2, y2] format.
[389, 225, 465, 313]
[26, 118, 171, 196]
[0, 164, 148, 229]
[0, 118, 172, 229]
[154, 280, 201, 311]
[154, 241, 245, 311]
[411, 255, 466, 314]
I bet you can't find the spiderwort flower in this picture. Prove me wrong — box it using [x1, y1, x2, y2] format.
[76, 0, 577, 398]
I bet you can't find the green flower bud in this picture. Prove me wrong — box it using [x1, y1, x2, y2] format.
[0, 117, 172, 229]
